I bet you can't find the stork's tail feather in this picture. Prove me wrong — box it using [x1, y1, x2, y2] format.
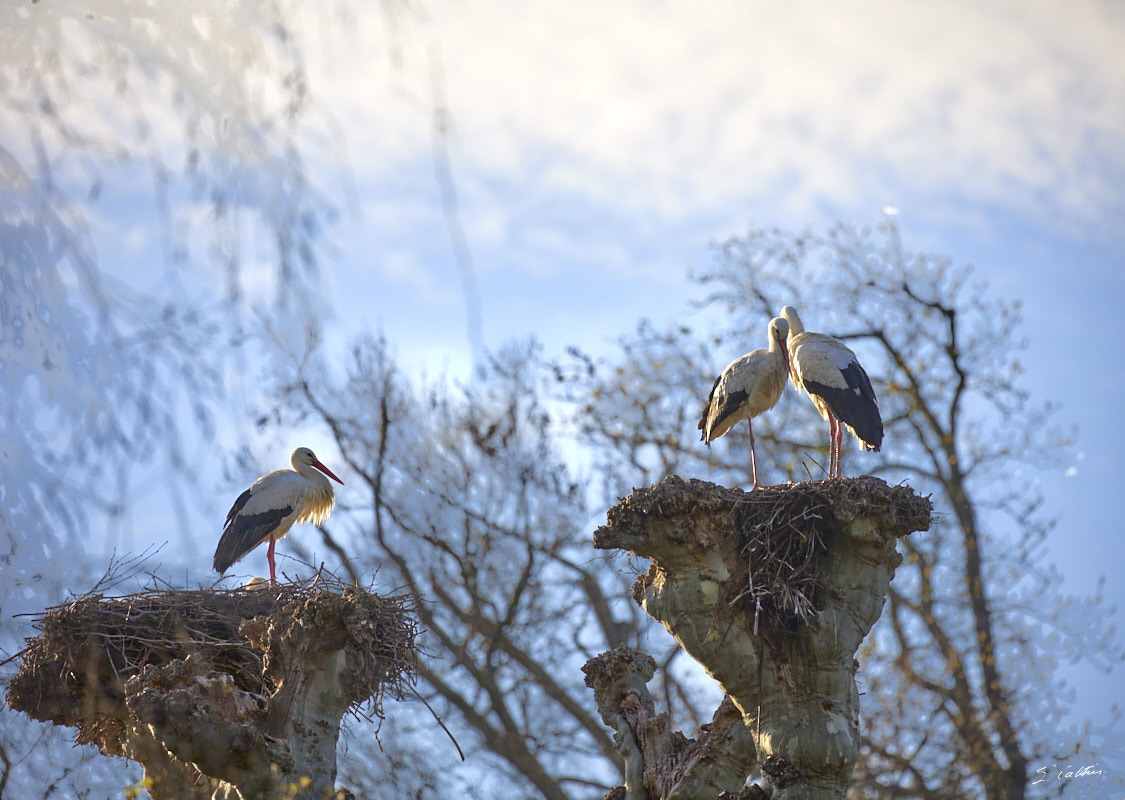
[214, 533, 267, 575]
[213, 538, 239, 574]
[699, 374, 721, 441]
[213, 528, 256, 574]
[844, 398, 884, 452]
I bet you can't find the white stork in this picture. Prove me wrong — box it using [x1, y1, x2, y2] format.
[780, 306, 883, 478]
[699, 316, 790, 490]
[213, 447, 344, 585]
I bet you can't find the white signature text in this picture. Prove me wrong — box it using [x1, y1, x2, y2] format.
[1031, 763, 1105, 784]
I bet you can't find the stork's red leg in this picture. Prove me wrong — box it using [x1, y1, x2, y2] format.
[267, 536, 277, 585]
[828, 414, 840, 478]
[824, 417, 833, 478]
[748, 417, 762, 490]
[833, 415, 844, 478]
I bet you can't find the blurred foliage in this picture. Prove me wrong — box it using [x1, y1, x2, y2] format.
[1, 2, 346, 795]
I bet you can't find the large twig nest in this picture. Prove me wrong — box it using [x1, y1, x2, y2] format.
[595, 475, 932, 636]
[6, 574, 416, 757]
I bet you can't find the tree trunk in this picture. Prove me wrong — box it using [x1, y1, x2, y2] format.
[583, 647, 758, 800]
[592, 476, 931, 800]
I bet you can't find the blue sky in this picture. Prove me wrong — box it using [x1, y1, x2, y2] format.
[5, 0, 1125, 788]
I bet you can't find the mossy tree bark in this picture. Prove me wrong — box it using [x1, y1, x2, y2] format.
[591, 476, 931, 800]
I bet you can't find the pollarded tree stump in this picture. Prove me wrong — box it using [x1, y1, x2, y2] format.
[592, 475, 931, 800]
[583, 646, 757, 800]
[5, 578, 416, 800]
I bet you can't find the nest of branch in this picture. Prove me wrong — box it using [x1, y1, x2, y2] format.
[721, 479, 877, 629]
[5, 574, 417, 754]
[597, 475, 930, 634]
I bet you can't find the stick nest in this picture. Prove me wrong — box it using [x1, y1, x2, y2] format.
[595, 475, 931, 632]
[5, 574, 417, 754]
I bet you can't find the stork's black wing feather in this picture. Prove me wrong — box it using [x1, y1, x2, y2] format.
[805, 361, 883, 451]
[224, 487, 254, 528]
[213, 503, 293, 574]
[698, 374, 723, 435]
[707, 389, 749, 439]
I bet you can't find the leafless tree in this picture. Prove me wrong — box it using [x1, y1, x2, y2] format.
[559, 218, 1124, 800]
[249, 218, 1123, 799]
[258, 331, 720, 798]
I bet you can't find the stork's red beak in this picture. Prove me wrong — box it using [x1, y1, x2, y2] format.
[312, 460, 345, 484]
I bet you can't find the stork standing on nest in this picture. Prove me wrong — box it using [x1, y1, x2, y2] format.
[780, 306, 883, 478]
[699, 316, 790, 490]
[213, 447, 344, 585]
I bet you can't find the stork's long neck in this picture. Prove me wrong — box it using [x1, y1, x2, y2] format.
[772, 331, 791, 373]
[297, 462, 333, 492]
[294, 462, 337, 525]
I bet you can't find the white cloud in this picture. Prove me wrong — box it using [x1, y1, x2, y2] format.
[299, 0, 1125, 237]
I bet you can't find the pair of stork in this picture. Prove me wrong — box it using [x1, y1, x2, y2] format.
[699, 305, 883, 489]
[214, 306, 881, 584]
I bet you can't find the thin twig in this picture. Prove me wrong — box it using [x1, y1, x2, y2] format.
[409, 686, 466, 761]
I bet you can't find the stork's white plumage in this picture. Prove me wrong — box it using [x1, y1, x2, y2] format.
[780, 306, 883, 478]
[699, 316, 790, 490]
[213, 447, 344, 585]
